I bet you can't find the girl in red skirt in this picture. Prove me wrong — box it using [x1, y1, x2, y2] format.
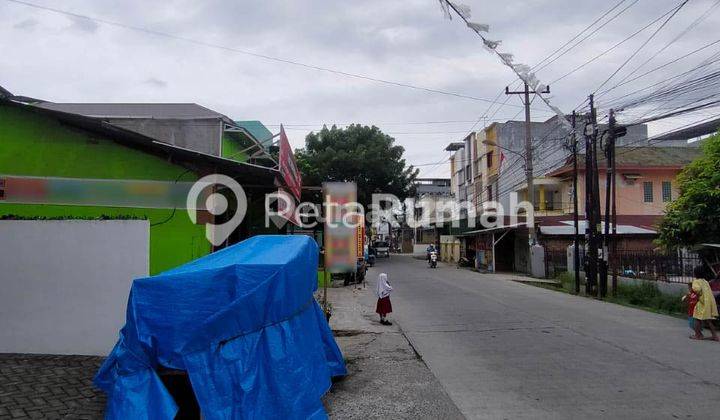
[375, 273, 393, 325]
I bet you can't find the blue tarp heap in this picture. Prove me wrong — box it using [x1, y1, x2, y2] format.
[94, 235, 346, 419]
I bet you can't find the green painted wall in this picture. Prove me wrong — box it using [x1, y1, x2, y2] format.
[221, 132, 253, 162]
[0, 104, 211, 274]
[221, 134, 247, 162]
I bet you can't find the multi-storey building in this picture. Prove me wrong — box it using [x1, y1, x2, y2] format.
[445, 114, 704, 274]
[409, 178, 452, 252]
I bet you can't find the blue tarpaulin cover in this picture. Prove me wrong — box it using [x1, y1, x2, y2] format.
[94, 235, 346, 419]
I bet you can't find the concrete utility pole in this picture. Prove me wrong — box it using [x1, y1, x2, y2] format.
[600, 115, 612, 298]
[505, 83, 550, 253]
[584, 94, 599, 296]
[607, 109, 626, 296]
[571, 112, 580, 294]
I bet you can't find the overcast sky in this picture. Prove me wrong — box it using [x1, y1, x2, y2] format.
[2, 0, 719, 177]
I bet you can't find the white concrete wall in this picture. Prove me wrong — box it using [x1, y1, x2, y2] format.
[0, 220, 149, 356]
[413, 243, 431, 258]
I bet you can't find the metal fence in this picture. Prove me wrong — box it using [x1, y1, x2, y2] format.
[544, 248, 702, 284]
[545, 249, 568, 279]
[616, 250, 702, 284]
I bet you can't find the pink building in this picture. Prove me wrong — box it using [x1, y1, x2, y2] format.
[540, 146, 702, 251]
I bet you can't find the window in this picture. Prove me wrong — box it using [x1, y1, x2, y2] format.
[487, 151, 494, 168]
[643, 181, 653, 203]
[662, 181, 672, 202]
[487, 185, 493, 201]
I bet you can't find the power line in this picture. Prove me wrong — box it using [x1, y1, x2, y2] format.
[262, 119, 533, 127]
[592, 0, 690, 94]
[493, 109, 720, 205]
[281, 127, 489, 135]
[3, 0, 526, 108]
[264, 116, 554, 129]
[597, 38, 720, 100]
[447, 1, 634, 148]
[550, 2, 689, 86]
[616, 70, 720, 112]
[609, 42, 720, 122]
[533, 0, 640, 74]
[605, 0, 720, 91]
[422, 152, 454, 176]
[412, 159, 452, 167]
[611, 112, 720, 158]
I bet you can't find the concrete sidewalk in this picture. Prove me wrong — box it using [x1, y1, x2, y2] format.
[320, 272, 464, 419]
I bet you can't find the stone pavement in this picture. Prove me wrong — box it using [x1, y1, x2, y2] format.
[0, 354, 105, 419]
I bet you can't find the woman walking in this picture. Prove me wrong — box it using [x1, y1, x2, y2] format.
[690, 269, 719, 341]
[375, 273, 393, 326]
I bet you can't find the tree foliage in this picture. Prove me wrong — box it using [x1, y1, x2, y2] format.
[658, 132, 720, 248]
[295, 124, 419, 207]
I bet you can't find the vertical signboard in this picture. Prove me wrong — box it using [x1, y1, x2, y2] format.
[323, 182, 358, 273]
[356, 214, 365, 259]
[278, 125, 303, 202]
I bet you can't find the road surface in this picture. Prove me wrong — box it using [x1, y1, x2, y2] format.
[371, 255, 720, 419]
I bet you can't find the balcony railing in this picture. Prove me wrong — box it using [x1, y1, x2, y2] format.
[512, 201, 574, 216]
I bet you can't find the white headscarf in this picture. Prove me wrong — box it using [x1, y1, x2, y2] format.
[376, 273, 393, 299]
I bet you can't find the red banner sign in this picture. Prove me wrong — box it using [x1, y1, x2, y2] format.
[278, 125, 302, 202]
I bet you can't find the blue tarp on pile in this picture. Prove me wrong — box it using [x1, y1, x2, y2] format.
[94, 235, 346, 419]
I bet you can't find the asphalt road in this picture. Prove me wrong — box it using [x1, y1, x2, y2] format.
[370, 255, 720, 419]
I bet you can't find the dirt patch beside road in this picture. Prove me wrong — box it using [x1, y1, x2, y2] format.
[323, 331, 463, 419]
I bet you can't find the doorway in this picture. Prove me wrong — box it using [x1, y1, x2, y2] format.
[494, 230, 515, 272]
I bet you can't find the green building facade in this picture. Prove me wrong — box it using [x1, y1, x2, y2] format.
[0, 103, 211, 274]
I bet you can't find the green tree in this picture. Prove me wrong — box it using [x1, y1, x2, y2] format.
[295, 124, 419, 207]
[658, 131, 720, 248]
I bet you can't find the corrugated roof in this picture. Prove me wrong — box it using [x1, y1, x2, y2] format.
[611, 146, 702, 166]
[540, 221, 656, 235]
[235, 120, 274, 146]
[555, 147, 702, 173]
[36, 102, 227, 120]
[0, 85, 12, 98]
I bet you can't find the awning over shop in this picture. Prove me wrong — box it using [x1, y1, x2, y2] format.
[455, 223, 526, 237]
[539, 221, 656, 235]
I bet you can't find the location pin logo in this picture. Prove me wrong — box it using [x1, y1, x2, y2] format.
[186, 174, 247, 246]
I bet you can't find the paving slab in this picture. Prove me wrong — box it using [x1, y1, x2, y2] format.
[0, 354, 105, 420]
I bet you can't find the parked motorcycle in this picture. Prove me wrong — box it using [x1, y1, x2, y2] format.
[429, 251, 438, 268]
[457, 256, 474, 268]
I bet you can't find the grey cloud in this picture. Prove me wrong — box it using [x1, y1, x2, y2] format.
[67, 16, 99, 33]
[13, 18, 37, 30]
[1, 0, 718, 177]
[143, 78, 168, 88]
